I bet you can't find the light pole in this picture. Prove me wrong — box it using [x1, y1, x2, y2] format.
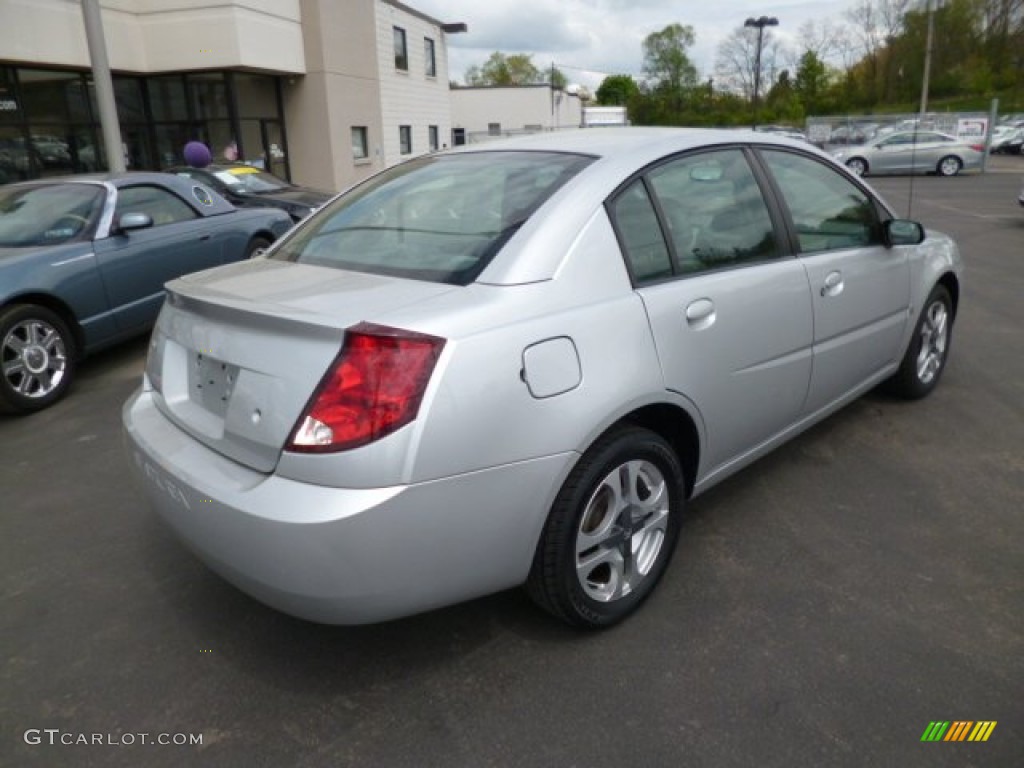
[744, 16, 778, 129]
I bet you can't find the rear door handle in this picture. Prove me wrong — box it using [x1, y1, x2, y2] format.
[821, 271, 844, 297]
[685, 298, 716, 330]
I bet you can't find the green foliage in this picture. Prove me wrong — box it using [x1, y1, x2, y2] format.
[465, 53, 544, 86]
[642, 24, 699, 92]
[596, 75, 640, 106]
[794, 51, 830, 115]
[624, 1, 1023, 127]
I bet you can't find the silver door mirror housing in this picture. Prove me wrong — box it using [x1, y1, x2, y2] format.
[116, 212, 154, 233]
[884, 219, 925, 247]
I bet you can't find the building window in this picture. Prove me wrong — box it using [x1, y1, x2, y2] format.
[424, 38, 436, 77]
[488, 123, 501, 136]
[428, 125, 439, 151]
[393, 27, 408, 71]
[399, 125, 412, 155]
[351, 126, 368, 159]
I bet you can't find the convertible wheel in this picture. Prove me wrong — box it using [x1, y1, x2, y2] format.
[527, 426, 684, 628]
[0, 304, 77, 414]
[244, 236, 273, 259]
[846, 158, 868, 176]
[884, 285, 953, 399]
[937, 155, 962, 177]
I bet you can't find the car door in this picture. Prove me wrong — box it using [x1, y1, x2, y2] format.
[911, 132, 950, 172]
[92, 184, 224, 332]
[871, 134, 915, 173]
[610, 148, 814, 475]
[758, 149, 910, 415]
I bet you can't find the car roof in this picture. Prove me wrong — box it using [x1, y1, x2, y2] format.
[453, 128, 840, 286]
[2, 172, 237, 216]
[447, 127, 822, 192]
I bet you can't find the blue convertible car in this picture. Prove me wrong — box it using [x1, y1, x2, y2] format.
[0, 172, 293, 413]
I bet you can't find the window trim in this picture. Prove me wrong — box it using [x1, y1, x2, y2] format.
[351, 125, 369, 160]
[114, 183, 200, 226]
[428, 125, 438, 152]
[605, 144, 795, 288]
[749, 145, 889, 257]
[424, 37, 436, 78]
[393, 27, 408, 72]
[398, 124, 412, 155]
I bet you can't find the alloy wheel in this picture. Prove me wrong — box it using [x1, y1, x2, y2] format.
[2, 318, 68, 399]
[575, 459, 670, 603]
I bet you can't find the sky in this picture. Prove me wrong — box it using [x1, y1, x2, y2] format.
[413, 0, 859, 90]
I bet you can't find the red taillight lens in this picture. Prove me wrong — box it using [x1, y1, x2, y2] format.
[970, 144, 985, 152]
[288, 323, 445, 453]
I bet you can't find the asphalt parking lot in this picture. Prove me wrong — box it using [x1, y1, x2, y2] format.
[3, 158, 1022, 767]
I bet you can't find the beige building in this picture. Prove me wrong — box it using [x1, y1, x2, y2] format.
[450, 85, 583, 145]
[0, 0, 464, 191]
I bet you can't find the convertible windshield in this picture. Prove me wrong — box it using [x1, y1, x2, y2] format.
[213, 167, 288, 194]
[270, 151, 594, 284]
[0, 184, 105, 247]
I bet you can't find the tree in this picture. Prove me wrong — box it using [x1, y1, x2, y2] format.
[465, 53, 543, 86]
[714, 25, 780, 101]
[766, 70, 804, 122]
[642, 24, 699, 91]
[794, 50, 831, 115]
[549, 66, 568, 90]
[596, 74, 640, 105]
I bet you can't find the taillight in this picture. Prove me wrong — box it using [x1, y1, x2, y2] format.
[288, 323, 445, 453]
[969, 144, 985, 152]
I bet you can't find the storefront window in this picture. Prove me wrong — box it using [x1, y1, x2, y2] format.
[0, 68, 21, 124]
[18, 69, 76, 123]
[188, 73, 229, 120]
[0, 125, 29, 183]
[148, 76, 187, 122]
[234, 74, 278, 119]
[2, 65, 286, 181]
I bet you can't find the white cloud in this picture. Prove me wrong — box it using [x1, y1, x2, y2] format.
[413, 0, 857, 88]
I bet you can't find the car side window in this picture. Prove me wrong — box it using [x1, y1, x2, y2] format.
[116, 185, 197, 227]
[608, 180, 673, 283]
[647, 148, 779, 273]
[760, 150, 881, 254]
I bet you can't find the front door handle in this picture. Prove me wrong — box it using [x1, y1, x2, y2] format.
[821, 271, 844, 297]
[685, 298, 716, 330]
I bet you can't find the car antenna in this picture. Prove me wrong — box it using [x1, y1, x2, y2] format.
[905, 124, 921, 220]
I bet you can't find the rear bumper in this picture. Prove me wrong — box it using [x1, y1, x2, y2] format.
[123, 388, 574, 624]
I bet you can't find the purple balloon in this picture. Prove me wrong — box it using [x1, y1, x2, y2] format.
[183, 141, 212, 168]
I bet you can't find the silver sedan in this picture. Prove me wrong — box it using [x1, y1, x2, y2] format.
[831, 130, 984, 177]
[124, 128, 963, 628]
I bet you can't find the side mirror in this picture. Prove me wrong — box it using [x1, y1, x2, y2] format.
[884, 219, 925, 247]
[115, 212, 153, 233]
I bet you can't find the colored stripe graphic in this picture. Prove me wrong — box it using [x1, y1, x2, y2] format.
[921, 721, 996, 742]
[921, 722, 950, 741]
[944, 721, 972, 741]
[968, 722, 997, 742]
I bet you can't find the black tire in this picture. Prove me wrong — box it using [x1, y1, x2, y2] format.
[884, 285, 953, 399]
[846, 157, 868, 176]
[244, 236, 273, 259]
[527, 426, 685, 628]
[0, 304, 77, 414]
[937, 155, 962, 177]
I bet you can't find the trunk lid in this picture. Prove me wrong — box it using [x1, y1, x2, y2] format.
[148, 259, 455, 472]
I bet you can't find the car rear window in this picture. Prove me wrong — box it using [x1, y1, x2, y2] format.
[270, 151, 594, 284]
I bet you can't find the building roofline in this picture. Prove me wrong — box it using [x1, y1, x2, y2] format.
[380, 0, 466, 33]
